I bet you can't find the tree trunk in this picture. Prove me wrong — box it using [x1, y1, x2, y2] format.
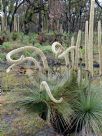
[38, 0, 43, 32]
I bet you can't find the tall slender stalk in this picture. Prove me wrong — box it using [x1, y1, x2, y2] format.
[14, 15, 17, 31]
[1, 0, 7, 31]
[85, 21, 89, 70]
[71, 36, 75, 68]
[75, 30, 81, 68]
[88, 0, 95, 76]
[98, 21, 102, 75]
[1, 0, 3, 12]
[17, 15, 20, 32]
[1, 15, 4, 31]
[4, 15, 7, 31]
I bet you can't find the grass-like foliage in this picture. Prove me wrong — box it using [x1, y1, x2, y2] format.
[72, 84, 102, 136]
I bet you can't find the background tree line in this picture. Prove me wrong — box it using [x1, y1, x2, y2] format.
[0, 0, 102, 33]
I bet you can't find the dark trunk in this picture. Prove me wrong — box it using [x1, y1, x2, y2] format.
[50, 109, 83, 136]
[38, 11, 42, 32]
[38, 0, 43, 32]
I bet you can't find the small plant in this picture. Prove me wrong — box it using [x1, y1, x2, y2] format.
[0, 53, 6, 61]
[22, 35, 30, 45]
[0, 31, 10, 45]
[0, 130, 4, 136]
[0, 36, 5, 45]
[37, 33, 46, 44]
[35, 44, 52, 54]
[1, 42, 12, 52]
[28, 33, 38, 44]
[11, 32, 19, 41]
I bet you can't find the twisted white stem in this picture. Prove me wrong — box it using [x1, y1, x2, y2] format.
[6, 46, 49, 72]
[40, 81, 63, 103]
[52, 42, 71, 66]
[52, 42, 64, 56]
[6, 63, 16, 73]
[58, 46, 76, 59]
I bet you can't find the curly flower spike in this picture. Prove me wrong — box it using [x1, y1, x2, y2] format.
[40, 81, 63, 103]
[52, 42, 69, 66]
[6, 46, 49, 72]
[6, 64, 16, 73]
[6, 57, 41, 73]
[58, 46, 76, 59]
[6, 53, 25, 64]
[52, 42, 64, 56]
[58, 46, 76, 67]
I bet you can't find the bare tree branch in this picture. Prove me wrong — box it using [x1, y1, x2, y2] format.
[95, 0, 102, 9]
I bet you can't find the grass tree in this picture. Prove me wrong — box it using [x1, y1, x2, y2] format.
[71, 84, 102, 136]
[7, 66, 102, 136]
[7, 69, 78, 135]
[98, 21, 102, 76]
[6, 43, 102, 136]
